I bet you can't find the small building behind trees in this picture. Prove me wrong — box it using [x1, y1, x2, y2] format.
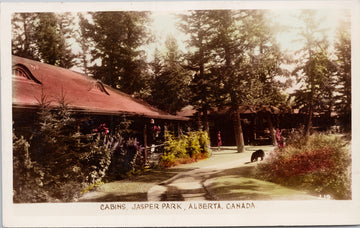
[177, 105, 337, 147]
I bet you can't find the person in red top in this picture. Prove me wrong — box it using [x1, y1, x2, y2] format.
[217, 131, 222, 150]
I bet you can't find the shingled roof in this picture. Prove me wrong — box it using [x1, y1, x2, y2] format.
[12, 55, 188, 121]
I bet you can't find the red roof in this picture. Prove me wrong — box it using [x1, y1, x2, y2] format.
[12, 56, 188, 121]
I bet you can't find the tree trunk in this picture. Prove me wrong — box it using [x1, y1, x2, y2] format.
[203, 108, 210, 137]
[234, 120, 240, 148]
[306, 106, 313, 137]
[266, 113, 276, 146]
[234, 108, 245, 153]
[143, 122, 148, 165]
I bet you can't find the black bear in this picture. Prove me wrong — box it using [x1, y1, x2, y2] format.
[251, 149, 265, 162]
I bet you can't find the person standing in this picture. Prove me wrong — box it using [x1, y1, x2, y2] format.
[217, 131, 222, 150]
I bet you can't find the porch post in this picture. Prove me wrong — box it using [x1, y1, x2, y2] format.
[164, 122, 168, 142]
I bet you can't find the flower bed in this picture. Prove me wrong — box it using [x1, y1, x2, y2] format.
[256, 133, 351, 199]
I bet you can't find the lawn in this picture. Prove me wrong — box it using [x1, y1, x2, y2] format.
[79, 167, 196, 202]
[204, 165, 317, 200]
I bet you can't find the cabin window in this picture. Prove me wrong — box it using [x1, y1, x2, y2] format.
[12, 64, 42, 84]
[95, 81, 110, 95]
[89, 81, 110, 95]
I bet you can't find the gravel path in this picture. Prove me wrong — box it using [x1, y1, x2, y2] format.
[147, 146, 318, 201]
[148, 146, 261, 201]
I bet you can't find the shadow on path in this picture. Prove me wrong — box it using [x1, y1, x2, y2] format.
[79, 167, 195, 202]
[79, 192, 148, 202]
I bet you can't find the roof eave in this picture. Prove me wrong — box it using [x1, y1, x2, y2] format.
[12, 103, 189, 121]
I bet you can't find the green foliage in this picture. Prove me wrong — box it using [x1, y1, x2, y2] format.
[81, 11, 151, 94]
[13, 99, 114, 202]
[55, 13, 78, 68]
[12, 12, 76, 68]
[256, 133, 351, 199]
[179, 10, 286, 152]
[160, 152, 177, 168]
[161, 131, 210, 167]
[81, 134, 113, 184]
[149, 35, 191, 114]
[186, 132, 202, 158]
[13, 97, 147, 202]
[35, 13, 62, 65]
[197, 130, 211, 155]
[164, 131, 188, 158]
[187, 130, 210, 158]
[12, 13, 39, 60]
[291, 10, 337, 135]
[13, 133, 46, 203]
[106, 137, 146, 180]
[334, 12, 351, 132]
[123, 138, 146, 175]
[81, 180, 105, 194]
[178, 10, 219, 133]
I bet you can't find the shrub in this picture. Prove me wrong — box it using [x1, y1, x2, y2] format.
[256, 133, 351, 199]
[81, 134, 113, 184]
[13, 133, 47, 203]
[186, 132, 202, 158]
[197, 130, 211, 156]
[124, 138, 146, 175]
[160, 130, 210, 167]
[13, 100, 115, 202]
[164, 131, 188, 158]
[160, 152, 177, 167]
[105, 136, 147, 180]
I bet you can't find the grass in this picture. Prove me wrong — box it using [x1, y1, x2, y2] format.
[79, 167, 195, 202]
[205, 165, 316, 200]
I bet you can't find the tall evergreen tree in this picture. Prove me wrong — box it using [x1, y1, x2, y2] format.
[34, 13, 59, 65]
[209, 10, 285, 151]
[80, 11, 151, 95]
[208, 10, 246, 152]
[179, 10, 286, 150]
[56, 13, 77, 68]
[241, 11, 287, 146]
[150, 47, 163, 80]
[292, 10, 336, 136]
[150, 35, 191, 114]
[334, 12, 351, 131]
[178, 10, 218, 134]
[34, 13, 72, 67]
[12, 13, 39, 60]
[12, 12, 76, 68]
[76, 13, 93, 75]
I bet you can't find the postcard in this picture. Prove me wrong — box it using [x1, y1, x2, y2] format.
[1, 1, 360, 227]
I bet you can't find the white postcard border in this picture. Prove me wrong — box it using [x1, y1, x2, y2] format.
[2, 1, 360, 227]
